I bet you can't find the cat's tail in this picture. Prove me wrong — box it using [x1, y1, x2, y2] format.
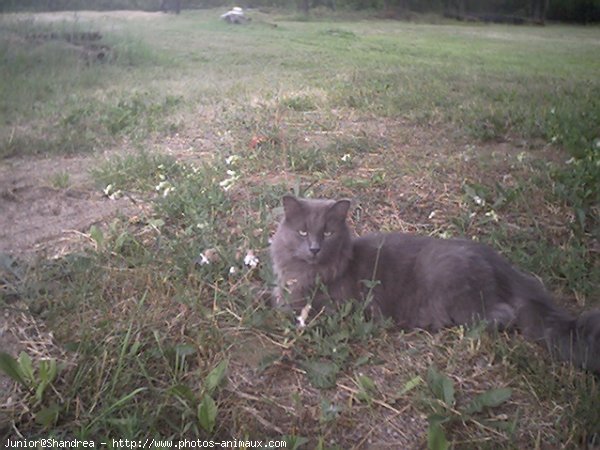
[516, 296, 600, 374]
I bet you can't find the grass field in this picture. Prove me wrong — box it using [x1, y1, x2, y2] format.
[0, 8, 599, 448]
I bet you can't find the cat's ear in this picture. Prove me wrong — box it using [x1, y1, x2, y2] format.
[328, 199, 351, 222]
[282, 195, 303, 220]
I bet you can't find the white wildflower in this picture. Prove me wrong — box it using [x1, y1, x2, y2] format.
[199, 248, 220, 264]
[473, 195, 485, 206]
[428, 211, 436, 219]
[103, 184, 122, 200]
[297, 304, 312, 328]
[229, 266, 237, 275]
[219, 170, 239, 191]
[219, 178, 235, 191]
[198, 253, 210, 265]
[341, 153, 351, 162]
[156, 180, 175, 197]
[244, 250, 259, 268]
[225, 155, 240, 165]
[485, 210, 499, 222]
[155, 180, 170, 191]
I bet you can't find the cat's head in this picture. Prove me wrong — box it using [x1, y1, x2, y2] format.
[278, 195, 351, 265]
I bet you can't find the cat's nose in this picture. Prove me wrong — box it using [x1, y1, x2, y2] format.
[309, 246, 320, 256]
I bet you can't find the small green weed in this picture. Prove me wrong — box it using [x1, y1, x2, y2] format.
[102, 93, 182, 138]
[0, 351, 62, 428]
[551, 144, 599, 234]
[266, 300, 382, 390]
[281, 95, 317, 111]
[424, 365, 514, 450]
[92, 150, 181, 193]
[49, 171, 70, 189]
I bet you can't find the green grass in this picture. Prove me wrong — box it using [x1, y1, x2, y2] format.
[1, 9, 599, 448]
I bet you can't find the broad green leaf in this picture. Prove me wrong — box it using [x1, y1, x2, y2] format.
[38, 360, 49, 380]
[168, 384, 196, 404]
[427, 366, 455, 407]
[47, 359, 58, 382]
[302, 360, 339, 389]
[18, 352, 34, 383]
[352, 354, 371, 367]
[428, 420, 450, 450]
[283, 436, 309, 450]
[0, 352, 28, 387]
[89, 225, 104, 246]
[341, 299, 354, 316]
[35, 403, 60, 428]
[356, 374, 377, 402]
[465, 388, 512, 415]
[35, 380, 48, 403]
[35, 359, 59, 403]
[114, 232, 128, 251]
[398, 375, 423, 397]
[357, 374, 376, 392]
[198, 394, 218, 433]
[205, 359, 228, 395]
[129, 340, 141, 355]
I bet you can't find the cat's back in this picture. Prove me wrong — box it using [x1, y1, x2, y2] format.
[351, 231, 512, 277]
[353, 231, 433, 258]
[350, 231, 525, 329]
[350, 232, 436, 279]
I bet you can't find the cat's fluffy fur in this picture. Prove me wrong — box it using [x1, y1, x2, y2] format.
[270, 195, 600, 373]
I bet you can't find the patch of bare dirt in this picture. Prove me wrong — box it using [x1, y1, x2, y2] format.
[0, 154, 139, 256]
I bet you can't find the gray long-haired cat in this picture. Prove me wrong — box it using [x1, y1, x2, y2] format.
[270, 195, 600, 373]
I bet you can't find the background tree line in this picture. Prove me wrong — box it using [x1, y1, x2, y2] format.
[0, 0, 598, 23]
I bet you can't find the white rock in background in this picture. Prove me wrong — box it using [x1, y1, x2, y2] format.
[220, 7, 249, 24]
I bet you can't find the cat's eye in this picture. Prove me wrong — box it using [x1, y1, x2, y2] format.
[298, 230, 308, 237]
[323, 231, 333, 237]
